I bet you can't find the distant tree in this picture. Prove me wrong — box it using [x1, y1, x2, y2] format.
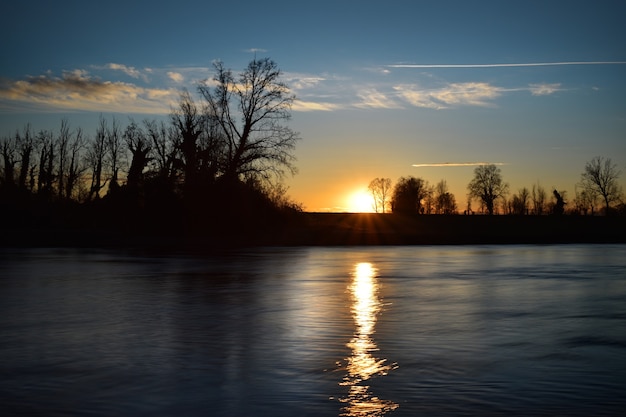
[391, 176, 430, 214]
[511, 187, 530, 215]
[574, 187, 598, 215]
[578, 156, 623, 215]
[467, 164, 508, 215]
[1, 134, 17, 188]
[198, 57, 300, 185]
[434, 179, 457, 214]
[368, 177, 392, 213]
[531, 182, 547, 215]
[105, 117, 124, 195]
[16, 125, 34, 191]
[551, 189, 566, 215]
[170, 90, 206, 193]
[87, 117, 108, 200]
[36, 129, 55, 197]
[124, 120, 151, 189]
[144, 119, 177, 182]
[65, 127, 86, 200]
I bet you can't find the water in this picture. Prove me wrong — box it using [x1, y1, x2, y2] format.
[1, 244, 625, 416]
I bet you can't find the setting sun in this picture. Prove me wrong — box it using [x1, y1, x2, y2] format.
[346, 190, 375, 213]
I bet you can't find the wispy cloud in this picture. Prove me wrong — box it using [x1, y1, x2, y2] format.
[0, 70, 179, 114]
[529, 83, 562, 96]
[355, 89, 402, 109]
[388, 61, 626, 69]
[412, 162, 508, 167]
[167, 71, 184, 83]
[292, 100, 340, 112]
[102, 63, 149, 82]
[395, 82, 502, 109]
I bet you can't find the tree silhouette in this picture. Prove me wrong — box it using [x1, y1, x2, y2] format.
[198, 58, 299, 185]
[467, 164, 508, 215]
[579, 156, 623, 215]
[391, 176, 430, 214]
[434, 180, 457, 214]
[368, 177, 392, 213]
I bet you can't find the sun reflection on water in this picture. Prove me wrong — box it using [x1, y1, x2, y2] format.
[339, 262, 398, 416]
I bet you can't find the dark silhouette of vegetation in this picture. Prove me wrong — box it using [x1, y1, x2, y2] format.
[368, 177, 392, 213]
[0, 57, 624, 247]
[391, 176, 430, 214]
[578, 156, 623, 215]
[0, 58, 304, 247]
[467, 164, 509, 215]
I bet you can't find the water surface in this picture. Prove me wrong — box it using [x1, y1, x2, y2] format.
[1, 244, 625, 416]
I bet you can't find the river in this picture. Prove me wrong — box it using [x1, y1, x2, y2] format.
[1, 244, 625, 416]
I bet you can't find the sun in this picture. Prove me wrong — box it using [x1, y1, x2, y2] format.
[347, 190, 375, 213]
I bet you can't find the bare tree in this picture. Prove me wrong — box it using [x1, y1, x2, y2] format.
[1, 135, 17, 188]
[467, 164, 508, 215]
[198, 57, 300, 184]
[579, 156, 623, 215]
[16, 125, 34, 191]
[56, 119, 71, 198]
[531, 182, 547, 215]
[65, 127, 86, 200]
[87, 117, 108, 200]
[511, 187, 530, 215]
[36, 130, 55, 197]
[106, 117, 124, 194]
[124, 120, 152, 189]
[368, 177, 392, 213]
[170, 90, 207, 192]
[144, 119, 177, 182]
[434, 179, 457, 214]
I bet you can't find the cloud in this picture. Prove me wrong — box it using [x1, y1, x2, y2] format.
[412, 162, 507, 167]
[0, 70, 179, 114]
[529, 83, 561, 96]
[103, 63, 149, 81]
[167, 71, 184, 83]
[292, 100, 340, 112]
[355, 88, 402, 109]
[395, 82, 502, 109]
[388, 61, 626, 69]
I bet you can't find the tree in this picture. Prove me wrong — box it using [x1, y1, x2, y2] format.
[87, 117, 108, 200]
[198, 57, 299, 185]
[368, 177, 392, 213]
[434, 179, 457, 214]
[551, 189, 566, 215]
[467, 164, 508, 215]
[391, 176, 430, 214]
[511, 187, 530, 215]
[105, 117, 125, 195]
[531, 182, 547, 215]
[124, 120, 152, 189]
[579, 156, 623, 215]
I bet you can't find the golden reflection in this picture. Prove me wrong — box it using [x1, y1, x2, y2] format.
[340, 262, 398, 416]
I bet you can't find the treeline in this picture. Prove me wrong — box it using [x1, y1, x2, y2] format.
[369, 159, 625, 216]
[0, 58, 303, 243]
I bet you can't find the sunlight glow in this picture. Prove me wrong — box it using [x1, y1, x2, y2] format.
[347, 190, 375, 213]
[339, 262, 398, 416]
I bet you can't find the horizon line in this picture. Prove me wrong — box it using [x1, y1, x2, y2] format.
[389, 61, 626, 69]
[412, 162, 507, 167]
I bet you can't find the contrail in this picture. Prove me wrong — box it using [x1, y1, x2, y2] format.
[412, 162, 507, 167]
[389, 61, 626, 69]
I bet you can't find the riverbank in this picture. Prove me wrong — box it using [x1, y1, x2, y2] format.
[3, 213, 625, 249]
[285, 213, 626, 245]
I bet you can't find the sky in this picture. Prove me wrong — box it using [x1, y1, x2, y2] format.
[1, 0, 625, 212]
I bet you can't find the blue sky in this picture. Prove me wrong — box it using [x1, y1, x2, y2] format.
[1, 0, 625, 211]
